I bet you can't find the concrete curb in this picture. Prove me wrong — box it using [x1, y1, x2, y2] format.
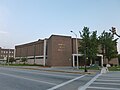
[21, 68, 94, 74]
[0, 66, 98, 74]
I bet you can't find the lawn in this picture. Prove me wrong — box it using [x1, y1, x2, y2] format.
[79, 65, 120, 71]
[1, 63, 44, 67]
[108, 66, 120, 71]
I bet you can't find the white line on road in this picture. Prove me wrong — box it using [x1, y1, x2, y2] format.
[93, 82, 120, 85]
[98, 78, 120, 80]
[96, 79, 120, 82]
[0, 67, 76, 78]
[47, 74, 86, 90]
[0, 72, 57, 86]
[101, 75, 120, 78]
[78, 73, 102, 90]
[88, 86, 120, 90]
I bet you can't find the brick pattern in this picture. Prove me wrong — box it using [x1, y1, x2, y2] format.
[15, 40, 44, 57]
[47, 35, 72, 66]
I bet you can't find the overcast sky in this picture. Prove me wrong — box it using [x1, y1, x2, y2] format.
[0, 0, 120, 53]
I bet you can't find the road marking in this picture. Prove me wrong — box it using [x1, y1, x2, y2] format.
[93, 82, 120, 85]
[98, 78, 120, 80]
[88, 86, 120, 90]
[96, 79, 120, 82]
[47, 74, 86, 90]
[0, 67, 76, 78]
[78, 73, 102, 90]
[101, 75, 120, 78]
[0, 72, 57, 86]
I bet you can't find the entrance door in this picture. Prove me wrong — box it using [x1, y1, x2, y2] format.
[72, 55, 84, 67]
[95, 56, 101, 66]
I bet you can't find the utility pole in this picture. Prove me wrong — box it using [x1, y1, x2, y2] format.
[8, 49, 10, 66]
[84, 47, 88, 72]
[34, 44, 36, 65]
[70, 31, 79, 69]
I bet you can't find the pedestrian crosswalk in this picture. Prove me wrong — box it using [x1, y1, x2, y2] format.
[86, 71, 120, 90]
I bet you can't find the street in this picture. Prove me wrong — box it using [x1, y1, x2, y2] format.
[0, 67, 120, 90]
[85, 71, 120, 90]
[0, 67, 95, 90]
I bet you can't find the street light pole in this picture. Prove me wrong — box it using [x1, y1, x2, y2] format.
[8, 49, 10, 66]
[70, 31, 79, 69]
[79, 31, 88, 72]
[34, 44, 36, 65]
[84, 47, 87, 72]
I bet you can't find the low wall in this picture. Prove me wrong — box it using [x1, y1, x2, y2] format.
[16, 59, 44, 65]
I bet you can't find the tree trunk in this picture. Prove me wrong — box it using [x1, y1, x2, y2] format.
[90, 59, 92, 65]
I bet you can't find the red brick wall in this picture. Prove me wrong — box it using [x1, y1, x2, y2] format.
[47, 35, 72, 66]
[15, 40, 44, 57]
[0, 48, 14, 59]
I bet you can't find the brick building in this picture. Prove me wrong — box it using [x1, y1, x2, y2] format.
[0, 47, 14, 63]
[15, 35, 119, 67]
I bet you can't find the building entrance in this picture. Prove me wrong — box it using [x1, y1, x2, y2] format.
[72, 54, 103, 67]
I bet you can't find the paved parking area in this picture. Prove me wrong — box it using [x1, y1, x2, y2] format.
[79, 71, 120, 90]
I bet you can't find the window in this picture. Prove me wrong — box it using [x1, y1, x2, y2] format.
[1, 51, 3, 53]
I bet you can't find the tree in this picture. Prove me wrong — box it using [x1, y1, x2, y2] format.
[21, 57, 27, 64]
[6, 57, 15, 64]
[9, 57, 16, 64]
[118, 54, 120, 65]
[79, 27, 98, 65]
[98, 31, 106, 62]
[89, 31, 99, 64]
[79, 27, 90, 54]
[99, 31, 118, 63]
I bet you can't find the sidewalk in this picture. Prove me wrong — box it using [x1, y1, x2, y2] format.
[0, 65, 99, 74]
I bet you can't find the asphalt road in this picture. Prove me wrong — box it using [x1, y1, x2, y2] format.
[0, 67, 119, 90]
[0, 67, 96, 90]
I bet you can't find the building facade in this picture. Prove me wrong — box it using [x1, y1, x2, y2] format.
[15, 35, 119, 66]
[15, 39, 45, 65]
[0, 47, 14, 63]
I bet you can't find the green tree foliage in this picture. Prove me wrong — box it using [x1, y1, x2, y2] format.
[99, 31, 118, 63]
[79, 27, 98, 64]
[6, 57, 15, 64]
[79, 27, 118, 65]
[9, 57, 16, 64]
[79, 27, 90, 53]
[89, 31, 99, 63]
[21, 57, 27, 64]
